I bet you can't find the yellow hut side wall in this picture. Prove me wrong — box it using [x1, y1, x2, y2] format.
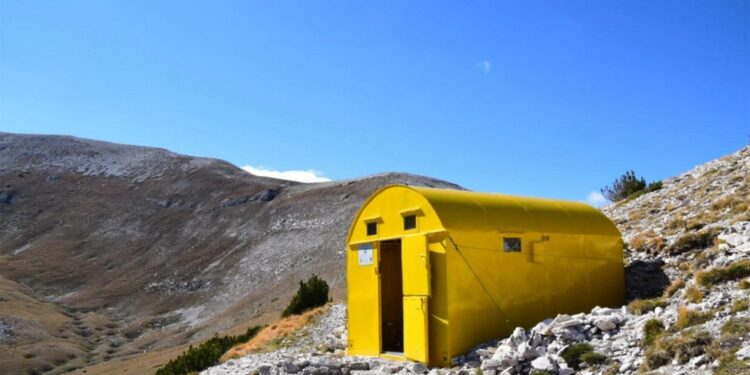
[444, 230, 624, 359]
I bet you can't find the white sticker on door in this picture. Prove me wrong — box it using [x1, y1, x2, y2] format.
[358, 243, 373, 265]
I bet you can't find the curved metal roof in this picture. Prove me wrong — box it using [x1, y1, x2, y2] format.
[407, 185, 620, 236]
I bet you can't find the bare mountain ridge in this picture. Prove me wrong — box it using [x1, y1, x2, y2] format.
[0, 132, 461, 374]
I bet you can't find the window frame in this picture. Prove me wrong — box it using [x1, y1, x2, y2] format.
[502, 236, 523, 253]
[403, 214, 417, 231]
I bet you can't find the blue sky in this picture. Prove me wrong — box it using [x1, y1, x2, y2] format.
[1, 1, 748, 204]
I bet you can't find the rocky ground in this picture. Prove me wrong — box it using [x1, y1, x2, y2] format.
[203, 146, 750, 374]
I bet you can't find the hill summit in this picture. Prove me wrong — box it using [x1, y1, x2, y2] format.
[0, 132, 460, 374]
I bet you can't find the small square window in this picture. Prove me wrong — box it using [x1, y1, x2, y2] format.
[403, 215, 417, 230]
[366, 222, 377, 236]
[503, 237, 522, 252]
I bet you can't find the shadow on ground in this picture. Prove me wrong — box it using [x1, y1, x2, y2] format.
[625, 259, 670, 302]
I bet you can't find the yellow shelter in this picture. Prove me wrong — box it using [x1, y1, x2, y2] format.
[345, 185, 624, 366]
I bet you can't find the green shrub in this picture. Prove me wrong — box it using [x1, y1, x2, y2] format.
[155, 325, 262, 375]
[739, 279, 750, 289]
[669, 229, 719, 255]
[628, 298, 667, 315]
[646, 181, 663, 192]
[643, 319, 665, 347]
[601, 171, 662, 202]
[561, 343, 594, 370]
[581, 351, 608, 366]
[601, 171, 645, 202]
[697, 260, 750, 287]
[282, 274, 329, 317]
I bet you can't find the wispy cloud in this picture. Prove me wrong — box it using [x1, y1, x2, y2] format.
[586, 191, 608, 207]
[478, 60, 491, 74]
[241, 165, 331, 183]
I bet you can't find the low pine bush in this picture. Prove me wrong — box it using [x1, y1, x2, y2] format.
[282, 274, 329, 317]
[581, 351, 608, 366]
[155, 325, 262, 375]
[600, 171, 662, 202]
[561, 343, 594, 370]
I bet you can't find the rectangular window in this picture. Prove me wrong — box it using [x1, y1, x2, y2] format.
[366, 222, 377, 236]
[403, 215, 417, 230]
[503, 237, 522, 252]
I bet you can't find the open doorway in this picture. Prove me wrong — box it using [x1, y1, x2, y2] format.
[380, 239, 403, 354]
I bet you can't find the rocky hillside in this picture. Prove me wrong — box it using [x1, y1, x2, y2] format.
[203, 145, 750, 375]
[0, 132, 461, 374]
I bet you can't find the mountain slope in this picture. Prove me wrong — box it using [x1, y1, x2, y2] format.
[0, 132, 462, 374]
[202, 145, 750, 375]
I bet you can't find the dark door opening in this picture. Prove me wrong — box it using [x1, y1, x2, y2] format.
[380, 239, 403, 354]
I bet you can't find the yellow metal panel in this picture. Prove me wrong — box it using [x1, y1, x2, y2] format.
[427, 245, 450, 366]
[346, 242, 380, 355]
[404, 296, 429, 363]
[531, 241, 545, 263]
[402, 235, 430, 296]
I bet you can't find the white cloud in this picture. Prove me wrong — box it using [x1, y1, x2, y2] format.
[586, 191, 609, 207]
[241, 165, 331, 183]
[478, 60, 491, 74]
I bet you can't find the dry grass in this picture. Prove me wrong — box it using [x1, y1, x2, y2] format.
[684, 286, 703, 304]
[709, 317, 750, 375]
[220, 305, 329, 361]
[669, 228, 720, 255]
[675, 306, 713, 330]
[629, 231, 667, 253]
[642, 319, 665, 347]
[712, 195, 742, 212]
[692, 247, 719, 270]
[664, 278, 686, 298]
[0, 275, 93, 374]
[731, 299, 749, 314]
[628, 209, 646, 222]
[665, 214, 686, 233]
[642, 329, 713, 371]
[628, 298, 668, 315]
[697, 260, 750, 287]
[629, 233, 648, 252]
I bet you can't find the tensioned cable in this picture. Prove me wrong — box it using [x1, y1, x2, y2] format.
[447, 237, 513, 325]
